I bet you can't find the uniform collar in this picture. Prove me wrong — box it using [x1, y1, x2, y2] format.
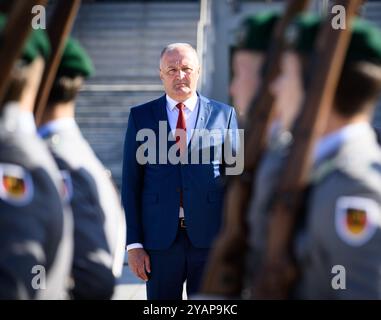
[38, 118, 77, 138]
[166, 93, 198, 112]
[314, 122, 371, 164]
[0, 102, 36, 134]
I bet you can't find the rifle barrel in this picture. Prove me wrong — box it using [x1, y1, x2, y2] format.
[0, 0, 48, 109]
[34, 0, 81, 126]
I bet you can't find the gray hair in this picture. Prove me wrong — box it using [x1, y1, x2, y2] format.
[160, 43, 199, 66]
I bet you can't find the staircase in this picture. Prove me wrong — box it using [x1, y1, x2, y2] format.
[71, 1, 200, 188]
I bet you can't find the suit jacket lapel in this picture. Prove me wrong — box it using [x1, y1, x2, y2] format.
[151, 94, 176, 152]
[152, 94, 169, 125]
[189, 94, 212, 154]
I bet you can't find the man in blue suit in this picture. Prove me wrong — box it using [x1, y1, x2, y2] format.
[122, 43, 240, 299]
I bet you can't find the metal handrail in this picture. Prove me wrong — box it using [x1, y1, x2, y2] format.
[196, 0, 212, 93]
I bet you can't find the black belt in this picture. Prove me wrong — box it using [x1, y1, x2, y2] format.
[179, 218, 186, 229]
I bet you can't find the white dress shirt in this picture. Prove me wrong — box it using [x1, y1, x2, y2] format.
[165, 94, 199, 145]
[127, 94, 199, 251]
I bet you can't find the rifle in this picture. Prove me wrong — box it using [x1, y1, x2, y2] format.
[253, 0, 362, 299]
[34, 0, 81, 126]
[200, 0, 310, 298]
[0, 0, 48, 110]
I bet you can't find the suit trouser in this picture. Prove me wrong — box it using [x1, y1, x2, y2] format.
[146, 224, 210, 300]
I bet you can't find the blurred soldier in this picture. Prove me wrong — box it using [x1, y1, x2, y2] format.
[38, 38, 126, 299]
[245, 15, 307, 281]
[230, 12, 303, 290]
[230, 12, 279, 123]
[292, 17, 381, 299]
[247, 14, 381, 298]
[0, 16, 73, 299]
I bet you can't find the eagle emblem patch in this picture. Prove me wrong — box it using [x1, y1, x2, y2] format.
[0, 163, 33, 206]
[335, 196, 381, 246]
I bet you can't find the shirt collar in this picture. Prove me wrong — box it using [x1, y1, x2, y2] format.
[166, 93, 198, 112]
[38, 118, 77, 138]
[313, 122, 371, 164]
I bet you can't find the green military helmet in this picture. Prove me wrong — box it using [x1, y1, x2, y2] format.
[293, 13, 381, 65]
[235, 11, 280, 52]
[288, 14, 320, 54]
[0, 13, 50, 64]
[347, 19, 381, 65]
[56, 37, 94, 78]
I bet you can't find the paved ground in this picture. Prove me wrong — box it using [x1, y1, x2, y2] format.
[112, 252, 146, 300]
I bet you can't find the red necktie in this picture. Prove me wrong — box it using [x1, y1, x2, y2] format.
[175, 102, 187, 156]
[175, 102, 186, 207]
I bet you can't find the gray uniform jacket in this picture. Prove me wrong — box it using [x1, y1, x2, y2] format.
[297, 123, 381, 299]
[0, 103, 73, 299]
[41, 119, 126, 297]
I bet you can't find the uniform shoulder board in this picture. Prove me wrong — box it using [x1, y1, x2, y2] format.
[0, 163, 34, 206]
[335, 196, 381, 246]
[60, 170, 73, 203]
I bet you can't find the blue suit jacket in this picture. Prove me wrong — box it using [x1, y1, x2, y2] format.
[122, 93, 239, 250]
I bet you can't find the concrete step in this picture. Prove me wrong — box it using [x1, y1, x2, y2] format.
[76, 2, 199, 12]
[76, 11, 199, 21]
[83, 39, 195, 49]
[84, 76, 161, 84]
[74, 31, 197, 43]
[89, 70, 158, 78]
[74, 22, 198, 32]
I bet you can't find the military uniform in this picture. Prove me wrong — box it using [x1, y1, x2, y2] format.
[293, 16, 381, 299]
[246, 15, 381, 299]
[0, 104, 73, 299]
[297, 123, 381, 299]
[0, 16, 74, 299]
[38, 38, 126, 299]
[39, 119, 126, 298]
[232, 12, 286, 291]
